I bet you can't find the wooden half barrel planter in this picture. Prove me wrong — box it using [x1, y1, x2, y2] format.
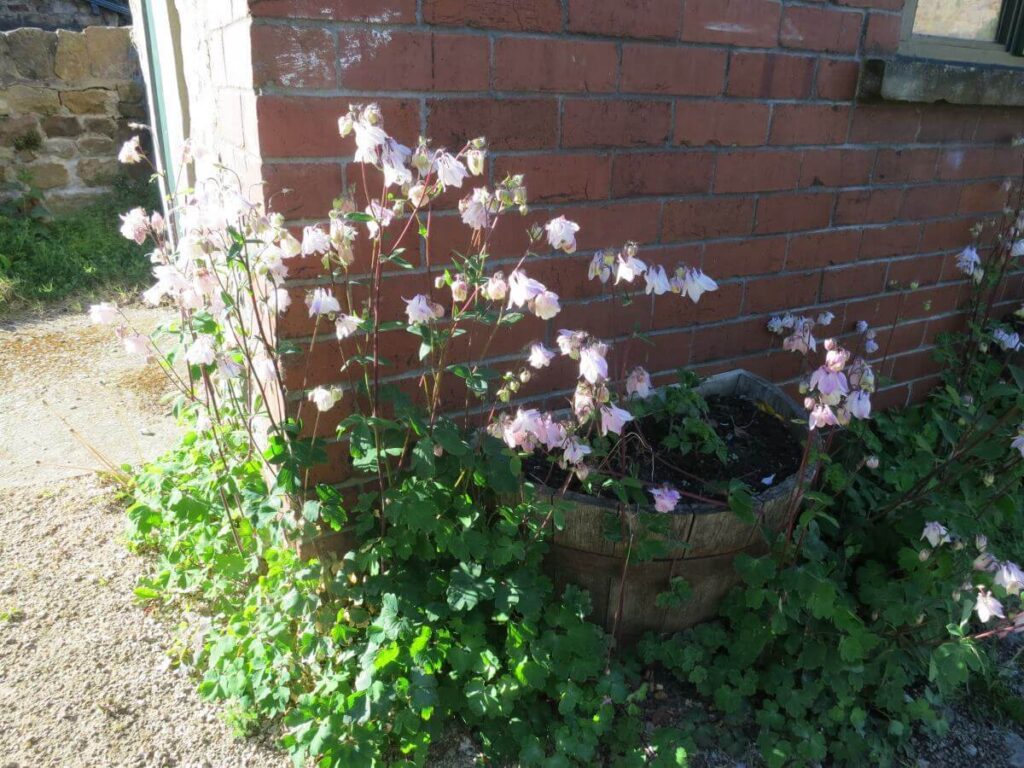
[539, 369, 815, 642]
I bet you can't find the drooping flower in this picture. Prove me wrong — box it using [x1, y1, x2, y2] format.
[408, 183, 428, 208]
[783, 319, 817, 355]
[482, 272, 507, 302]
[809, 366, 849, 397]
[335, 314, 361, 340]
[405, 294, 443, 324]
[556, 329, 585, 359]
[306, 287, 341, 317]
[993, 328, 1022, 352]
[847, 390, 872, 420]
[865, 338, 879, 355]
[504, 408, 544, 450]
[301, 225, 332, 256]
[995, 561, 1024, 596]
[89, 302, 119, 325]
[626, 367, 652, 399]
[865, 455, 880, 469]
[535, 414, 567, 451]
[459, 187, 492, 231]
[974, 587, 1005, 623]
[507, 270, 546, 309]
[563, 436, 592, 465]
[600, 404, 633, 436]
[855, 320, 869, 334]
[121, 332, 150, 358]
[117, 135, 144, 164]
[351, 119, 388, 164]
[434, 151, 468, 189]
[615, 254, 647, 285]
[808, 404, 837, 430]
[272, 287, 292, 315]
[365, 201, 395, 238]
[650, 485, 681, 513]
[217, 356, 243, 379]
[674, 267, 718, 303]
[1012, 428, 1024, 458]
[921, 521, 951, 548]
[579, 344, 609, 385]
[450, 274, 469, 303]
[119, 207, 150, 244]
[588, 251, 614, 283]
[185, 334, 217, 366]
[645, 265, 671, 296]
[528, 343, 556, 369]
[767, 316, 785, 335]
[308, 386, 343, 413]
[573, 383, 595, 419]
[533, 290, 561, 320]
[957, 246, 983, 282]
[1012, 239, 1024, 258]
[545, 216, 579, 254]
[817, 311, 835, 326]
[465, 148, 485, 176]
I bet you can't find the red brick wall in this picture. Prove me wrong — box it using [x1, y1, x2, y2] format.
[246, 0, 1024, 465]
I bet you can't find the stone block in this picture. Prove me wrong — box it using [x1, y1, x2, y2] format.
[43, 137, 77, 159]
[118, 100, 148, 119]
[85, 27, 136, 81]
[0, 114, 39, 144]
[8, 28, 57, 82]
[116, 81, 144, 102]
[54, 30, 88, 82]
[0, 36, 16, 83]
[77, 134, 114, 156]
[82, 116, 116, 136]
[26, 161, 69, 189]
[41, 115, 80, 138]
[45, 189, 110, 214]
[60, 88, 114, 115]
[5, 85, 60, 116]
[77, 157, 118, 186]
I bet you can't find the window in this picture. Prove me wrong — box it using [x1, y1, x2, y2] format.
[901, 0, 1024, 65]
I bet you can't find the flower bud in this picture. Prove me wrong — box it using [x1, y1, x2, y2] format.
[984, 473, 995, 487]
[919, 549, 930, 562]
[865, 455, 879, 469]
[469, 136, 487, 150]
[909, 281, 920, 290]
[433, 444, 444, 457]
[519, 370, 531, 384]
[498, 388, 510, 402]
[338, 114, 354, 137]
[434, 275, 446, 289]
[451, 274, 469, 303]
[508, 380, 520, 393]
[466, 149, 485, 176]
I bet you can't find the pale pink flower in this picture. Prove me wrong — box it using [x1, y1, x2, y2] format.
[405, 294, 442, 324]
[847, 390, 872, 420]
[308, 386, 343, 412]
[465, 148, 485, 176]
[588, 251, 613, 283]
[600, 404, 633, 436]
[482, 272, 507, 302]
[1013, 430, 1024, 458]
[301, 225, 331, 256]
[528, 343, 556, 369]
[922, 521, 951, 548]
[279, 231, 302, 259]
[808, 404, 837, 430]
[865, 338, 879, 354]
[993, 328, 1022, 352]
[573, 383, 595, 419]
[865, 455, 879, 470]
[556, 329, 585, 358]
[380, 138, 412, 187]
[809, 366, 849, 397]
[121, 332, 150, 358]
[615, 254, 647, 285]
[974, 552, 998, 572]
[650, 486, 681, 513]
[408, 183, 428, 208]
[675, 267, 718, 303]
[306, 288, 341, 317]
[365, 201, 394, 238]
[579, 344, 609, 385]
[645, 264, 671, 296]
[185, 334, 217, 366]
[507, 270, 546, 309]
[563, 436, 591, 465]
[975, 587, 1005, 623]
[626, 367, 652, 399]
[817, 311, 835, 326]
[89, 302, 119, 325]
[119, 207, 150, 244]
[532, 290, 561, 320]
[335, 314, 361, 340]
[272, 287, 291, 315]
[855, 320, 869, 334]
[504, 408, 543, 450]
[767, 316, 785, 335]
[117, 135, 143, 164]
[957, 246, 982, 281]
[995, 561, 1024, 595]
[459, 187, 492, 231]
[434, 151, 468, 189]
[824, 345, 850, 372]
[536, 414, 567, 450]
[150, 212, 166, 235]
[783, 322, 817, 355]
[352, 119, 387, 164]
[450, 274, 469, 303]
[217, 356, 243, 379]
[545, 216, 579, 254]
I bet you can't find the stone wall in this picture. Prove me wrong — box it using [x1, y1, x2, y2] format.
[0, 0, 126, 31]
[0, 25, 146, 210]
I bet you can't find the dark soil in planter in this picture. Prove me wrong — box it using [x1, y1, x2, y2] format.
[525, 394, 804, 503]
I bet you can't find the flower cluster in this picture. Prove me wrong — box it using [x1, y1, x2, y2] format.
[956, 245, 983, 283]
[587, 242, 718, 302]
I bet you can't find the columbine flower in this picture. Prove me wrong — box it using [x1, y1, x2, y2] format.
[450, 274, 469, 303]
[588, 251, 614, 283]
[460, 187, 492, 230]
[335, 314, 361, 340]
[466, 148, 485, 176]
[865, 455, 880, 469]
[563, 436, 591, 465]
[89, 302, 119, 325]
[272, 288, 291, 315]
[767, 316, 785, 335]
[810, 366, 849, 397]
[675, 267, 718, 303]
[557, 329, 585, 358]
[119, 207, 149, 244]
[993, 328, 1022, 352]
[865, 338, 879, 354]
[645, 265, 671, 296]
[217, 356, 243, 379]
[600, 404, 633, 436]
[121, 332, 150, 358]
[817, 311, 835, 326]
[784, 319, 817, 355]
[528, 343, 556, 369]
[408, 183, 428, 208]
[504, 408, 544, 450]
[507, 270, 546, 309]
[626, 367, 652, 399]
[434, 151, 468, 189]
[365, 201, 395, 238]
[650, 486, 681, 513]
[573, 383, 595, 419]
[545, 216, 579, 254]
[615, 253, 647, 284]
[301, 225, 331, 256]
[922, 521, 951, 548]
[306, 288, 341, 317]
[847, 390, 871, 420]
[1013, 239, 1024, 258]
[579, 344, 608, 385]
[482, 272, 507, 302]
[996, 561, 1024, 595]
[117, 135, 143, 164]
[808, 404, 837, 430]
[532, 290, 561, 320]
[185, 334, 217, 366]
[379, 137, 412, 186]
[1012, 427, 1024, 457]
[308, 386, 342, 412]
[957, 246, 983, 282]
[352, 118, 387, 164]
[405, 294, 443, 324]
[856, 320, 869, 334]
[975, 587, 1005, 623]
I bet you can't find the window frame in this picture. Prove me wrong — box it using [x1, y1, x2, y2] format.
[900, 0, 1024, 67]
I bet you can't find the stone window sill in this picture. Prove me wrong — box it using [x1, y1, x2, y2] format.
[859, 57, 1024, 108]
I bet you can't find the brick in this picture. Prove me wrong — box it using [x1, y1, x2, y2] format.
[704, 236, 786, 278]
[681, 0, 781, 48]
[727, 53, 815, 99]
[799, 148, 874, 188]
[621, 45, 727, 96]
[662, 197, 756, 241]
[423, 0, 563, 31]
[675, 101, 770, 147]
[262, 162, 343, 219]
[428, 98, 558, 150]
[935, 146, 1009, 181]
[920, 219, 973, 252]
[336, 31, 488, 91]
[780, 5, 863, 53]
[562, 99, 671, 148]
[691, 317, 776, 362]
[257, 96, 419, 157]
[494, 38, 617, 93]
[770, 104, 849, 145]
[887, 254, 949, 288]
[918, 105, 979, 143]
[249, 0, 416, 22]
[835, 188, 903, 225]
[816, 58, 861, 100]
[900, 184, 961, 220]
[787, 229, 861, 269]
[864, 11, 901, 54]
[959, 180, 1011, 214]
[610, 152, 714, 197]
[567, 0, 682, 39]
[755, 192, 833, 234]
[974, 109, 1024, 143]
[860, 223, 921, 259]
[493, 152, 611, 203]
[821, 263, 886, 301]
[849, 104, 920, 143]
[874, 148, 938, 184]
[902, 283, 965, 320]
[835, 0, 903, 10]
[745, 272, 819, 313]
[714, 150, 801, 193]
[251, 24, 335, 89]
[649, 281, 743, 330]
[564, 201, 665, 251]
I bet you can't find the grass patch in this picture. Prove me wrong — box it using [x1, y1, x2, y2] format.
[0, 175, 157, 314]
